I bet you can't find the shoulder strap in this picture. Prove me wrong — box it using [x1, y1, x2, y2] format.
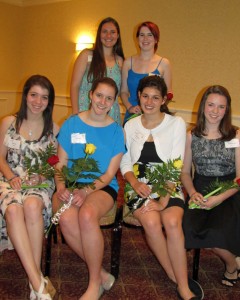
[156, 57, 163, 68]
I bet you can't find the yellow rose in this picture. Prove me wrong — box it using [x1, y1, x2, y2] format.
[133, 164, 139, 177]
[173, 159, 183, 169]
[85, 143, 97, 155]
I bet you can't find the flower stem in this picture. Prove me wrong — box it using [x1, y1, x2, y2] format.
[203, 186, 223, 199]
[21, 183, 49, 189]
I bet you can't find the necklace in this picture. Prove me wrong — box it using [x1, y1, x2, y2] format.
[28, 129, 33, 137]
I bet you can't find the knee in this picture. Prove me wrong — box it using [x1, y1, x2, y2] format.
[78, 206, 98, 228]
[24, 197, 43, 220]
[5, 204, 22, 223]
[143, 218, 162, 235]
[164, 216, 182, 233]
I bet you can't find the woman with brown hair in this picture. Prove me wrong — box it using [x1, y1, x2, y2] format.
[70, 17, 124, 124]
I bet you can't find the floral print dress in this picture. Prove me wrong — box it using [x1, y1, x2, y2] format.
[124, 142, 184, 213]
[0, 122, 57, 252]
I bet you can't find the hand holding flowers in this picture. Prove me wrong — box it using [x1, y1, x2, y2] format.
[189, 177, 240, 209]
[49, 143, 101, 227]
[22, 143, 58, 189]
[124, 157, 183, 217]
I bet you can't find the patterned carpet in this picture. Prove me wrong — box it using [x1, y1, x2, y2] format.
[1, 172, 240, 299]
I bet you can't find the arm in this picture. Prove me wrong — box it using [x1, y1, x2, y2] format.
[159, 57, 173, 101]
[0, 116, 22, 190]
[120, 58, 131, 111]
[202, 131, 240, 209]
[236, 129, 240, 179]
[180, 131, 196, 198]
[70, 49, 91, 114]
[53, 122, 59, 137]
[120, 123, 151, 199]
[54, 144, 71, 202]
[159, 57, 172, 93]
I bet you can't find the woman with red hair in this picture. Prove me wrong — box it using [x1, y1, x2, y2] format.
[121, 21, 173, 123]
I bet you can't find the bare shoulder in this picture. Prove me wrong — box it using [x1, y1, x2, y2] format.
[161, 57, 171, 67]
[0, 116, 15, 142]
[76, 49, 93, 63]
[0, 115, 15, 130]
[122, 56, 133, 69]
[116, 55, 124, 67]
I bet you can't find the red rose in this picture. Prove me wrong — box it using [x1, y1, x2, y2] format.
[167, 92, 173, 101]
[236, 177, 240, 187]
[47, 155, 59, 166]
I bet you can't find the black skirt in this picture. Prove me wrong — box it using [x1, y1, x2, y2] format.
[183, 173, 240, 256]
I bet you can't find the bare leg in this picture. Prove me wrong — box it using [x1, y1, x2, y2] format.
[161, 206, 194, 300]
[54, 194, 112, 286]
[212, 248, 238, 285]
[5, 201, 48, 294]
[78, 191, 113, 300]
[134, 209, 176, 282]
[24, 197, 44, 271]
[56, 191, 114, 300]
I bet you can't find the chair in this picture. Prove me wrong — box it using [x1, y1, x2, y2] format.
[44, 201, 123, 279]
[192, 249, 201, 281]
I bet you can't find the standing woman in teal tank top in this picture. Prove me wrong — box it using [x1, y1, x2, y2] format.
[70, 17, 125, 125]
[121, 21, 173, 123]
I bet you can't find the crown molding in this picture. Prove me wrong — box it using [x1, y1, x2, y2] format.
[0, 0, 71, 6]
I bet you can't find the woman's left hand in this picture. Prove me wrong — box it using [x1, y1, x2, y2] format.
[139, 198, 168, 213]
[201, 195, 222, 209]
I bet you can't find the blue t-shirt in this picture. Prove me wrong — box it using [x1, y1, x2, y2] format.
[57, 115, 125, 192]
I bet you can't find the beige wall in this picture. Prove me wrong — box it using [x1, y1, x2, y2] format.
[0, 0, 240, 125]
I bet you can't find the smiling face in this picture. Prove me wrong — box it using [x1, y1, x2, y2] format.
[89, 83, 116, 115]
[100, 22, 119, 48]
[26, 85, 49, 115]
[139, 86, 166, 115]
[138, 26, 156, 51]
[204, 93, 227, 125]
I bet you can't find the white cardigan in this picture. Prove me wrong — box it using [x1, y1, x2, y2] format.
[120, 114, 186, 176]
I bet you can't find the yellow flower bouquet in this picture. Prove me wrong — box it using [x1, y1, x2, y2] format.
[124, 157, 183, 216]
[47, 143, 101, 232]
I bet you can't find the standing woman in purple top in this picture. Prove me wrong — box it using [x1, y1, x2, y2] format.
[120, 21, 173, 123]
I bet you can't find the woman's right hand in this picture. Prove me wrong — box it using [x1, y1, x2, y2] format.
[9, 176, 22, 190]
[189, 191, 206, 208]
[132, 181, 151, 199]
[72, 189, 86, 207]
[128, 105, 142, 115]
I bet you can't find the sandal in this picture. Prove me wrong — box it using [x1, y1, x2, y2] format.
[222, 269, 238, 287]
[30, 274, 56, 299]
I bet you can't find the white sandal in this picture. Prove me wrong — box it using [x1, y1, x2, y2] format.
[29, 275, 52, 300]
[29, 274, 56, 299]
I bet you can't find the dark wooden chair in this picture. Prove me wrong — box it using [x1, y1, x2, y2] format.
[192, 249, 201, 281]
[44, 201, 123, 279]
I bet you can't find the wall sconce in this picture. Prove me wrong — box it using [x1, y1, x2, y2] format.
[76, 42, 94, 51]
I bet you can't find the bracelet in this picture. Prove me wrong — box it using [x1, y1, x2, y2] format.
[190, 192, 197, 198]
[127, 105, 133, 112]
[7, 174, 18, 182]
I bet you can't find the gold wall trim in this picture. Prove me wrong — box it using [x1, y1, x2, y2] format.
[0, 0, 71, 7]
